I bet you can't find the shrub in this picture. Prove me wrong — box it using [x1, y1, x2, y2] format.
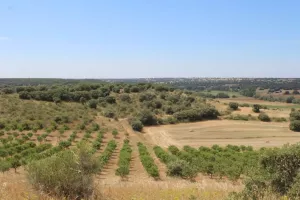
[139, 93, 156, 102]
[229, 102, 239, 110]
[119, 94, 131, 102]
[131, 120, 143, 132]
[272, 117, 287, 122]
[103, 110, 116, 118]
[215, 92, 230, 98]
[58, 140, 71, 148]
[0, 161, 11, 173]
[225, 114, 254, 121]
[153, 146, 177, 164]
[0, 149, 8, 158]
[163, 116, 178, 124]
[99, 140, 117, 170]
[130, 86, 139, 93]
[286, 96, 295, 103]
[290, 120, 300, 132]
[290, 111, 300, 121]
[27, 144, 99, 199]
[138, 142, 160, 178]
[27, 132, 33, 138]
[239, 103, 250, 107]
[287, 172, 300, 199]
[258, 113, 271, 122]
[167, 159, 197, 179]
[138, 110, 158, 126]
[174, 107, 219, 122]
[87, 99, 98, 109]
[234, 143, 300, 199]
[252, 104, 261, 113]
[112, 129, 118, 138]
[105, 96, 116, 104]
[168, 145, 180, 156]
[0, 131, 4, 136]
[0, 121, 5, 129]
[115, 139, 132, 178]
[10, 158, 21, 172]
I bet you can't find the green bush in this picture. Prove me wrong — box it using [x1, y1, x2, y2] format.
[290, 111, 300, 121]
[228, 102, 239, 110]
[225, 114, 256, 121]
[27, 144, 99, 199]
[252, 104, 261, 113]
[91, 123, 100, 131]
[286, 96, 295, 103]
[119, 94, 131, 102]
[0, 131, 4, 136]
[115, 139, 132, 178]
[99, 140, 117, 170]
[153, 146, 177, 164]
[0, 121, 5, 129]
[287, 173, 300, 199]
[58, 140, 71, 148]
[138, 142, 160, 178]
[131, 120, 144, 132]
[103, 109, 116, 118]
[167, 159, 197, 179]
[173, 107, 219, 122]
[168, 145, 180, 156]
[258, 113, 271, 122]
[163, 116, 178, 124]
[138, 110, 158, 126]
[215, 92, 230, 98]
[233, 143, 300, 199]
[0, 161, 11, 173]
[87, 99, 98, 109]
[290, 120, 300, 132]
[112, 129, 119, 138]
[239, 103, 250, 107]
[272, 117, 287, 122]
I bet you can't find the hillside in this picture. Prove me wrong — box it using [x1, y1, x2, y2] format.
[1, 81, 300, 199]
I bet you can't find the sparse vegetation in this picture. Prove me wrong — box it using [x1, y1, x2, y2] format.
[230, 143, 300, 199]
[131, 119, 144, 132]
[98, 140, 117, 170]
[252, 104, 261, 113]
[138, 142, 160, 178]
[258, 113, 271, 122]
[27, 143, 99, 199]
[228, 102, 239, 110]
[1, 79, 300, 199]
[116, 139, 132, 178]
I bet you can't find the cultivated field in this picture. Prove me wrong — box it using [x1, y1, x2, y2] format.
[1, 82, 300, 200]
[145, 120, 299, 148]
[0, 119, 242, 200]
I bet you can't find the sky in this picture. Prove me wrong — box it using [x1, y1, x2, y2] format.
[1, 0, 300, 78]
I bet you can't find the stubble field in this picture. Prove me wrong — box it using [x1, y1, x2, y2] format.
[145, 120, 300, 148]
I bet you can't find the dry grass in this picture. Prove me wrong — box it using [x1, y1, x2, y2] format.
[210, 97, 299, 119]
[101, 185, 233, 200]
[145, 120, 300, 148]
[0, 168, 241, 200]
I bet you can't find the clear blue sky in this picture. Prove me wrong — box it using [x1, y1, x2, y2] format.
[1, 0, 300, 78]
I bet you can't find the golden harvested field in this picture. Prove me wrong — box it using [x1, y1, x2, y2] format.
[145, 120, 300, 148]
[214, 97, 300, 108]
[209, 97, 300, 119]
